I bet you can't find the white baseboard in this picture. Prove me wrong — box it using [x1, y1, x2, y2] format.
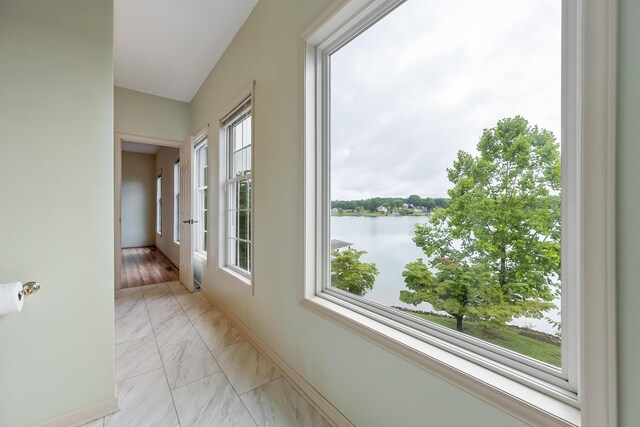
[199, 288, 354, 427]
[155, 245, 179, 269]
[36, 388, 119, 427]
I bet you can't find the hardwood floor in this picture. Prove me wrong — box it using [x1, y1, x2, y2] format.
[120, 246, 179, 288]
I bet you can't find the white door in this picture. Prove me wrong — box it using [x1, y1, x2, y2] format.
[179, 138, 195, 291]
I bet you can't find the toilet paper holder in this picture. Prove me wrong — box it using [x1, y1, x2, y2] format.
[21, 282, 40, 297]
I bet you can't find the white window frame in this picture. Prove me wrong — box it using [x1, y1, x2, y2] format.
[156, 173, 162, 235]
[194, 137, 208, 258]
[173, 156, 180, 245]
[221, 95, 253, 280]
[302, 1, 616, 425]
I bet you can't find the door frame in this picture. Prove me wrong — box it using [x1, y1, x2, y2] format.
[114, 132, 185, 291]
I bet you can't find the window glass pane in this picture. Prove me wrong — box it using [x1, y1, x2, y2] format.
[239, 210, 248, 241]
[245, 147, 252, 173]
[239, 240, 248, 270]
[226, 107, 252, 275]
[329, 0, 561, 366]
[233, 151, 243, 176]
[244, 116, 252, 149]
[234, 121, 244, 152]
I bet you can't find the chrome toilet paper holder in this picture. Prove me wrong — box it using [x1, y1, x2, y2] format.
[22, 282, 40, 297]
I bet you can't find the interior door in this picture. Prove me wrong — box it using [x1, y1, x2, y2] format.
[179, 138, 195, 291]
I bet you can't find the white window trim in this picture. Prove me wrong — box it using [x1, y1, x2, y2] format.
[173, 156, 181, 246]
[194, 136, 208, 260]
[218, 82, 256, 289]
[301, 1, 616, 426]
[156, 173, 162, 236]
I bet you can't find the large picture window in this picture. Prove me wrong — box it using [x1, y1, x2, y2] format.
[223, 98, 252, 277]
[194, 138, 208, 255]
[303, 0, 616, 424]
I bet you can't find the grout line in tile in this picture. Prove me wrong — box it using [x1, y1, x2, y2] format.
[140, 290, 182, 427]
[237, 374, 283, 397]
[115, 366, 165, 385]
[170, 370, 220, 392]
[178, 292, 261, 426]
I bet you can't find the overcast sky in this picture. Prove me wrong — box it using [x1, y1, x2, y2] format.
[330, 0, 561, 200]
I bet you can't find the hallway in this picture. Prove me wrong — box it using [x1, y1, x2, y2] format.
[87, 281, 330, 427]
[120, 247, 179, 288]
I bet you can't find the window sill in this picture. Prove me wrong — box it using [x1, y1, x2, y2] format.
[300, 293, 580, 427]
[220, 266, 252, 288]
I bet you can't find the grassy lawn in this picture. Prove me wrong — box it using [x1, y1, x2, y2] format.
[406, 312, 561, 367]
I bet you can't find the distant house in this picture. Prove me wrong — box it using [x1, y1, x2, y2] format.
[331, 208, 338, 213]
[402, 203, 409, 209]
[376, 206, 388, 213]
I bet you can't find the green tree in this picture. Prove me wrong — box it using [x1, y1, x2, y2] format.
[401, 258, 496, 331]
[331, 249, 379, 296]
[402, 116, 560, 330]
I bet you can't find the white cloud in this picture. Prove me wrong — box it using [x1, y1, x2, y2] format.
[330, 0, 561, 200]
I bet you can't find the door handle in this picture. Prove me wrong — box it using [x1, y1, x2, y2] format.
[182, 219, 199, 224]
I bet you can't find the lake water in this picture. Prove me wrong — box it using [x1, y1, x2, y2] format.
[331, 215, 560, 334]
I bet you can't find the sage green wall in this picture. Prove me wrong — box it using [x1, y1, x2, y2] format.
[617, 0, 640, 424]
[114, 86, 190, 142]
[0, 1, 115, 426]
[121, 152, 157, 248]
[190, 0, 524, 425]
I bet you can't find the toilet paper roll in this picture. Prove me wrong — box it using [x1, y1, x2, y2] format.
[0, 282, 24, 316]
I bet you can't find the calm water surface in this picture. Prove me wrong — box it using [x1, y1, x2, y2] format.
[331, 215, 560, 334]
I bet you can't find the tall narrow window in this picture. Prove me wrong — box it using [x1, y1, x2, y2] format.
[194, 139, 208, 255]
[224, 98, 252, 277]
[173, 157, 180, 244]
[156, 174, 162, 235]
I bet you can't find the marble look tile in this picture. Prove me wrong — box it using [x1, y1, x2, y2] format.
[172, 372, 256, 427]
[147, 296, 183, 328]
[159, 337, 221, 389]
[241, 378, 331, 427]
[115, 306, 153, 344]
[115, 334, 162, 382]
[153, 311, 200, 347]
[80, 418, 104, 427]
[115, 286, 142, 300]
[213, 341, 281, 394]
[177, 292, 213, 320]
[141, 283, 172, 305]
[167, 281, 189, 295]
[104, 369, 178, 427]
[141, 282, 169, 293]
[115, 290, 146, 319]
[192, 310, 245, 351]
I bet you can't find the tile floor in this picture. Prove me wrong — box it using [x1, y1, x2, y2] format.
[83, 281, 331, 427]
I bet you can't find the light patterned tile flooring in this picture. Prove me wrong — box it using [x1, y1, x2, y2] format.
[83, 282, 331, 427]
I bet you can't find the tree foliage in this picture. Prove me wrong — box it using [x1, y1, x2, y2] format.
[331, 249, 379, 296]
[402, 116, 561, 330]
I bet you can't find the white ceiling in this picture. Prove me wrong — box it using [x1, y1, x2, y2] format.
[114, 0, 259, 102]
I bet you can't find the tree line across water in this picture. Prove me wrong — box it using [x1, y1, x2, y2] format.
[330, 117, 562, 350]
[331, 195, 450, 213]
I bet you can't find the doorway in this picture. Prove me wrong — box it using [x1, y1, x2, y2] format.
[114, 133, 193, 291]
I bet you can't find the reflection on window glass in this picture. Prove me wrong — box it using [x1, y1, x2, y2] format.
[195, 139, 208, 254]
[329, 0, 562, 366]
[226, 102, 253, 277]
